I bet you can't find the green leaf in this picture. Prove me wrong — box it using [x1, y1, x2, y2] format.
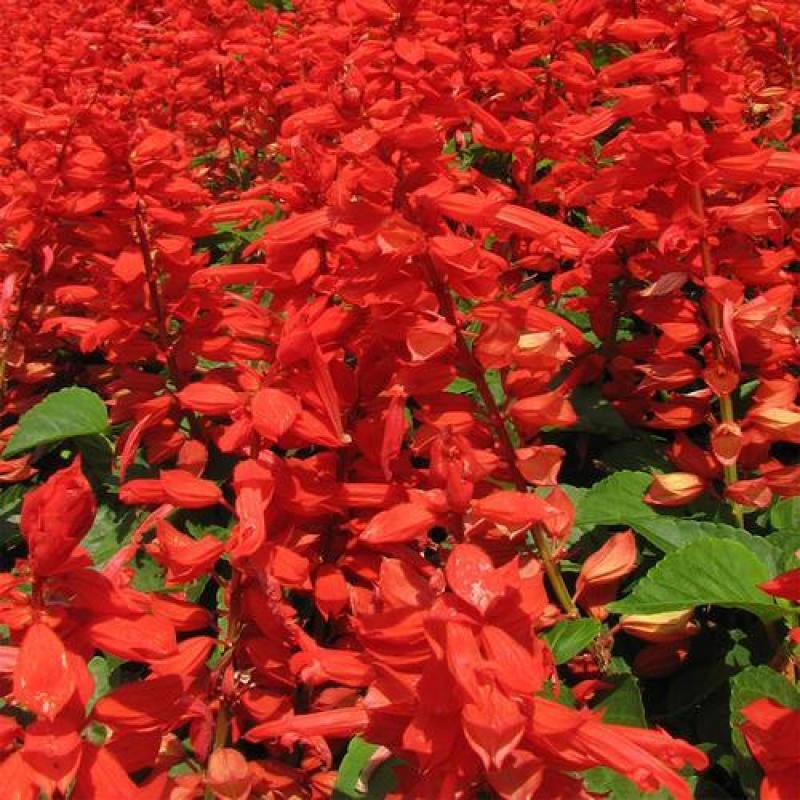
[730, 665, 800, 725]
[0, 484, 25, 548]
[86, 656, 113, 713]
[541, 680, 577, 707]
[73, 434, 114, 488]
[633, 519, 782, 573]
[575, 471, 654, 529]
[81, 505, 136, 567]
[596, 675, 647, 727]
[608, 539, 782, 621]
[333, 738, 398, 800]
[4, 388, 109, 457]
[575, 472, 780, 571]
[729, 666, 800, 797]
[766, 528, 800, 570]
[584, 767, 674, 799]
[543, 618, 601, 664]
[247, 0, 294, 12]
[131, 551, 166, 593]
[446, 377, 477, 396]
[484, 369, 505, 405]
[770, 498, 800, 532]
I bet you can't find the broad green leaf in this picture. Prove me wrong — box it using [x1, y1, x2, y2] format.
[596, 675, 647, 728]
[333, 738, 398, 800]
[74, 434, 114, 488]
[550, 484, 590, 510]
[608, 540, 781, 621]
[576, 472, 780, 571]
[574, 471, 654, 528]
[770, 498, 800, 532]
[766, 528, 800, 570]
[583, 767, 674, 799]
[543, 618, 601, 664]
[4, 387, 109, 457]
[664, 662, 734, 722]
[730, 665, 800, 725]
[633, 519, 781, 573]
[729, 666, 800, 797]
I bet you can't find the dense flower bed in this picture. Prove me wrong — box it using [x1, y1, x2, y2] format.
[0, 0, 798, 797]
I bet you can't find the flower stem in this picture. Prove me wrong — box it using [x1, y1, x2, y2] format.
[132, 202, 183, 390]
[423, 258, 577, 615]
[688, 185, 744, 528]
[680, 44, 744, 528]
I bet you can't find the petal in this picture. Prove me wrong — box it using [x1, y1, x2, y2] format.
[14, 624, 75, 720]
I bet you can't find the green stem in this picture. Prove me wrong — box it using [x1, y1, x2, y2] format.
[213, 703, 230, 750]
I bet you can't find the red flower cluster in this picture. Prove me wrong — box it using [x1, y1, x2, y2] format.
[0, 0, 798, 796]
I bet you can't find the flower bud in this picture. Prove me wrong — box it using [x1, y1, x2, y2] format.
[575, 530, 637, 619]
[749, 407, 800, 443]
[580, 530, 637, 585]
[710, 422, 742, 466]
[644, 472, 706, 507]
[21, 458, 96, 576]
[206, 747, 252, 799]
[515, 445, 564, 486]
[620, 610, 697, 643]
[725, 478, 772, 509]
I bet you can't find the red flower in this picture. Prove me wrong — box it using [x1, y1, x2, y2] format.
[20, 459, 96, 576]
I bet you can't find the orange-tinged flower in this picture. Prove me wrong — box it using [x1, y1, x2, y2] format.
[607, 17, 673, 41]
[360, 502, 438, 545]
[749, 406, 800, 443]
[511, 391, 578, 432]
[160, 470, 223, 509]
[245, 706, 370, 743]
[710, 422, 742, 466]
[314, 564, 350, 620]
[146, 520, 225, 585]
[575, 530, 637, 618]
[176, 383, 241, 415]
[725, 478, 773, 509]
[578, 530, 637, 588]
[620, 610, 697, 643]
[250, 386, 300, 443]
[406, 316, 454, 362]
[472, 490, 554, 529]
[515, 445, 564, 486]
[645, 473, 707, 506]
[206, 748, 253, 800]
